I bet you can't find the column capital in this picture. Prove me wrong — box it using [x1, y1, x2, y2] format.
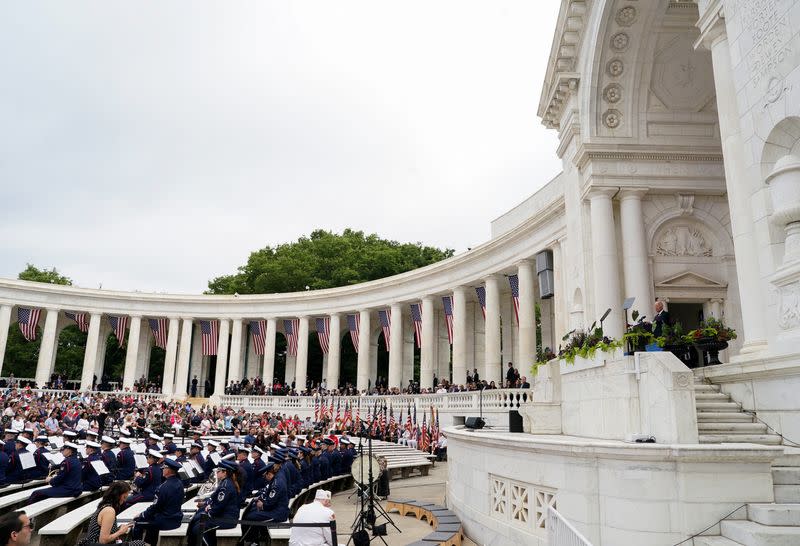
[585, 186, 618, 201]
[695, 1, 726, 51]
[515, 258, 535, 268]
[128, 314, 143, 319]
[483, 273, 502, 283]
[618, 187, 649, 200]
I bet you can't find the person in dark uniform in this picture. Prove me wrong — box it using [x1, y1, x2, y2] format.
[100, 436, 118, 484]
[318, 441, 331, 480]
[189, 443, 206, 484]
[236, 447, 254, 498]
[123, 449, 163, 508]
[162, 433, 177, 455]
[30, 436, 49, 480]
[29, 442, 82, 502]
[3, 430, 17, 456]
[81, 441, 103, 492]
[328, 441, 342, 476]
[116, 437, 136, 481]
[190, 431, 204, 449]
[187, 460, 240, 546]
[251, 447, 267, 491]
[202, 441, 220, 480]
[339, 438, 355, 475]
[0, 447, 8, 486]
[132, 458, 185, 545]
[7, 436, 31, 483]
[191, 376, 198, 397]
[242, 461, 289, 542]
[286, 450, 303, 498]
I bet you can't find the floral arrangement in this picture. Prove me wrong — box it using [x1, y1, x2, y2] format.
[622, 310, 654, 348]
[655, 322, 686, 347]
[683, 317, 737, 343]
[557, 325, 622, 364]
[530, 347, 558, 376]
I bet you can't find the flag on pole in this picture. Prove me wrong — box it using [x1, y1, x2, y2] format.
[405, 404, 413, 432]
[442, 296, 454, 345]
[377, 309, 391, 351]
[389, 405, 395, 430]
[475, 286, 487, 319]
[316, 317, 330, 354]
[335, 400, 341, 427]
[200, 320, 220, 356]
[347, 314, 360, 353]
[284, 319, 300, 356]
[314, 397, 320, 422]
[250, 320, 267, 355]
[108, 316, 128, 348]
[65, 311, 89, 333]
[355, 400, 361, 431]
[410, 303, 423, 349]
[17, 308, 41, 341]
[508, 274, 520, 325]
[421, 412, 429, 451]
[149, 318, 168, 349]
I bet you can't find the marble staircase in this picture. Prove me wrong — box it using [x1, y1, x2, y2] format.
[692, 378, 800, 545]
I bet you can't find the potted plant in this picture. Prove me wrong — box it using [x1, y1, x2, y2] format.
[531, 347, 557, 376]
[655, 322, 694, 367]
[558, 325, 622, 374]
[623, 310, 654, 354]
[683, 317, 737, 366]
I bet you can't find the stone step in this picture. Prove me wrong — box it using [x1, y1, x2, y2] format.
[691, 536, 743, 546]
[774, 485, 800, 503]
[695, 384, 722, 392]
[721, 520, 800, 545]
[698, 423, 769, 433]
[774, 448, 800, 467]
[699, 434, 783, 445]
[772, 467, 800, 485]
[697, 402, 743, 412]
[697, 412, 755, 422]
[748, 504, 800, 526]
[696, 392, 733, 401]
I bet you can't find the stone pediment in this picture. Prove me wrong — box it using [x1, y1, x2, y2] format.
[656, 271, 726, 289]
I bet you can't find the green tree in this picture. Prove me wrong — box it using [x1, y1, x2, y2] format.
[18, 264, 73, 285]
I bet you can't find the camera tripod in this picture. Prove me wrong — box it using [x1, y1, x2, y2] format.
[348, 431, 399, 545]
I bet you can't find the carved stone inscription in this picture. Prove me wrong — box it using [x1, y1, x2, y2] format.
[738, 0, 793, 86]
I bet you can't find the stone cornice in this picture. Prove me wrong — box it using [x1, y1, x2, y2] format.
[538, 1, 589, 129]
[574, 145, 724, 171]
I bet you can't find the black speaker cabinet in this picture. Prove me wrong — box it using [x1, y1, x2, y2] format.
[509, 410, 523, 433]
[465, 416, 486, 429]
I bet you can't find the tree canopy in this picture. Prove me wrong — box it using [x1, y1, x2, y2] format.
[206, 229, 454, 294]
[18, 264, 73, 285]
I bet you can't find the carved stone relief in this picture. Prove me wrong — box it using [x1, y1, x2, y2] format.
[651, 34, 715, 111]
[603, 109, 622, 129]
[603, 83, 622, 103]
[607, 58, 624, 78]
[778, 282, 800, 330]
[615, 6, 637, 27]
[655, 225, 713, 257]
[610, 32, 629, 52]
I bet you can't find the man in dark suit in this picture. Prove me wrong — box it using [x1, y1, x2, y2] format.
[653, 300, 671, 337]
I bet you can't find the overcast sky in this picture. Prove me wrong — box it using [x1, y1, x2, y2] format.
[0, 1, 562, 294]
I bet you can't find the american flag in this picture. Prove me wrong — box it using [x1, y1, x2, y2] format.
[409, 303, 423, 349]
[108, 316, 129, 348]
[420, 412, 429, 451]
[316, 317, 330, 354]
[314, 397, 320, 421]
[65, 311, 89, 333]
[389, 404, 395, 430]
[335, 400, 341, 427]
[344, 402, 352, 428]
[200, 320, 220, 356]
[405, 404, 413, 432]
[17, 308, 41, 341]
[148, 318, 168, 349]
[377, 309, 391, 351]
[380, 404, 387, 433]
[442, 296, 454, 345]
[475, 286, 487, 319]
[284, 319, 300, 356]
[355, 401, 361, 430]
[346, 314, 360, 353]
[508, 274, 520, 325]
[250, 320, 267, 356]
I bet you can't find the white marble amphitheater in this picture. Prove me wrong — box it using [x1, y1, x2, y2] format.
[4, 0, 800, 544]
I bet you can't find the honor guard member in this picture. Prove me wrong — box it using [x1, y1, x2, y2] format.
[81, 441, 103, 492]
[218, 439, 233, 457]
[318, 440, 332, 480]
[123, 449, 164, 508]
[203, 441, 220, 480]
[7, 436, 32, 483]
[31, 436, 51, 480]
[310, 444, 323, 484]
[274, 452, 293, 495]
[339, 438, 355, 474]
[189, 442, 206, 484]
[242, 461, 288, 543]
[173, 446, 191, 488]
[251, 447, 267, 490]
[0, 446, 9, 486]
[29, 441, 82, 502]
[236, 446, 254, 497]
[116, 436, 136, 480]
[100, 436, 118, 484]
[21, 428, 35, 442]
[3, 430, 17, 456]
[298, 446, 313, 488]
[146, 433, 162, 452]
[285, 450, 303, 498]
[190, 430, 204, 449]
[162, 433, 177, 454]
[131, 458, 184, 545]
[328, 439, 342, 476]
[187, 459, 240, 546]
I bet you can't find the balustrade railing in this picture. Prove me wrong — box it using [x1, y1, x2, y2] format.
[547, 507, 593, 546]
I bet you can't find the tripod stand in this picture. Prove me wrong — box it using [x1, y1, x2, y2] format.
[348, 431, 400, 545]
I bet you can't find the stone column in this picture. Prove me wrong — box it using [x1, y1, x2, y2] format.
[589, 188, 624, 339]
[356, 310, 371, 391]
[500, 296, 514, 365]
[122, 316, 142, 391]
[173, 318, 193, 397]
[388, 303, 403, 388]
[698, 12, 767, 353]
[452, 288, 468, 385]
[161, 317, 180, 396]
[327, 314, 341, 390]
[81, 313, 103, 391]
[619, 188, 653, 320]
[213, 319, 231, 396]
[484, 275, 502, 385]
[0, 304, 11, 376]
[228, 319, 244, 382]
[35, 308, 60, 388]
[518, 260, 537, 372]
[263, 318, 277, 385]
[295, 316, 310, 393]
[551, 239, 568, 343]
[420, 296, 435, 389]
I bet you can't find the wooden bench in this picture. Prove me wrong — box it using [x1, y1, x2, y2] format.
[385, 499, 463, 546]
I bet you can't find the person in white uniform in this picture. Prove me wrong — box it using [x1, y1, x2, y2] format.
[289, 489, 335, 546]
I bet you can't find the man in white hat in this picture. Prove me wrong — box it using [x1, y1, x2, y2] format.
[289, 489, 335, 546]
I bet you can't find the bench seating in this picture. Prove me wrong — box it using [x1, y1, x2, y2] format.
[0, 479, 46, 495]
[26, 490, 104, 541]
[38, 498, 102, 546]
[0, 485, 49, 511]
[385, 499, 464, 546]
